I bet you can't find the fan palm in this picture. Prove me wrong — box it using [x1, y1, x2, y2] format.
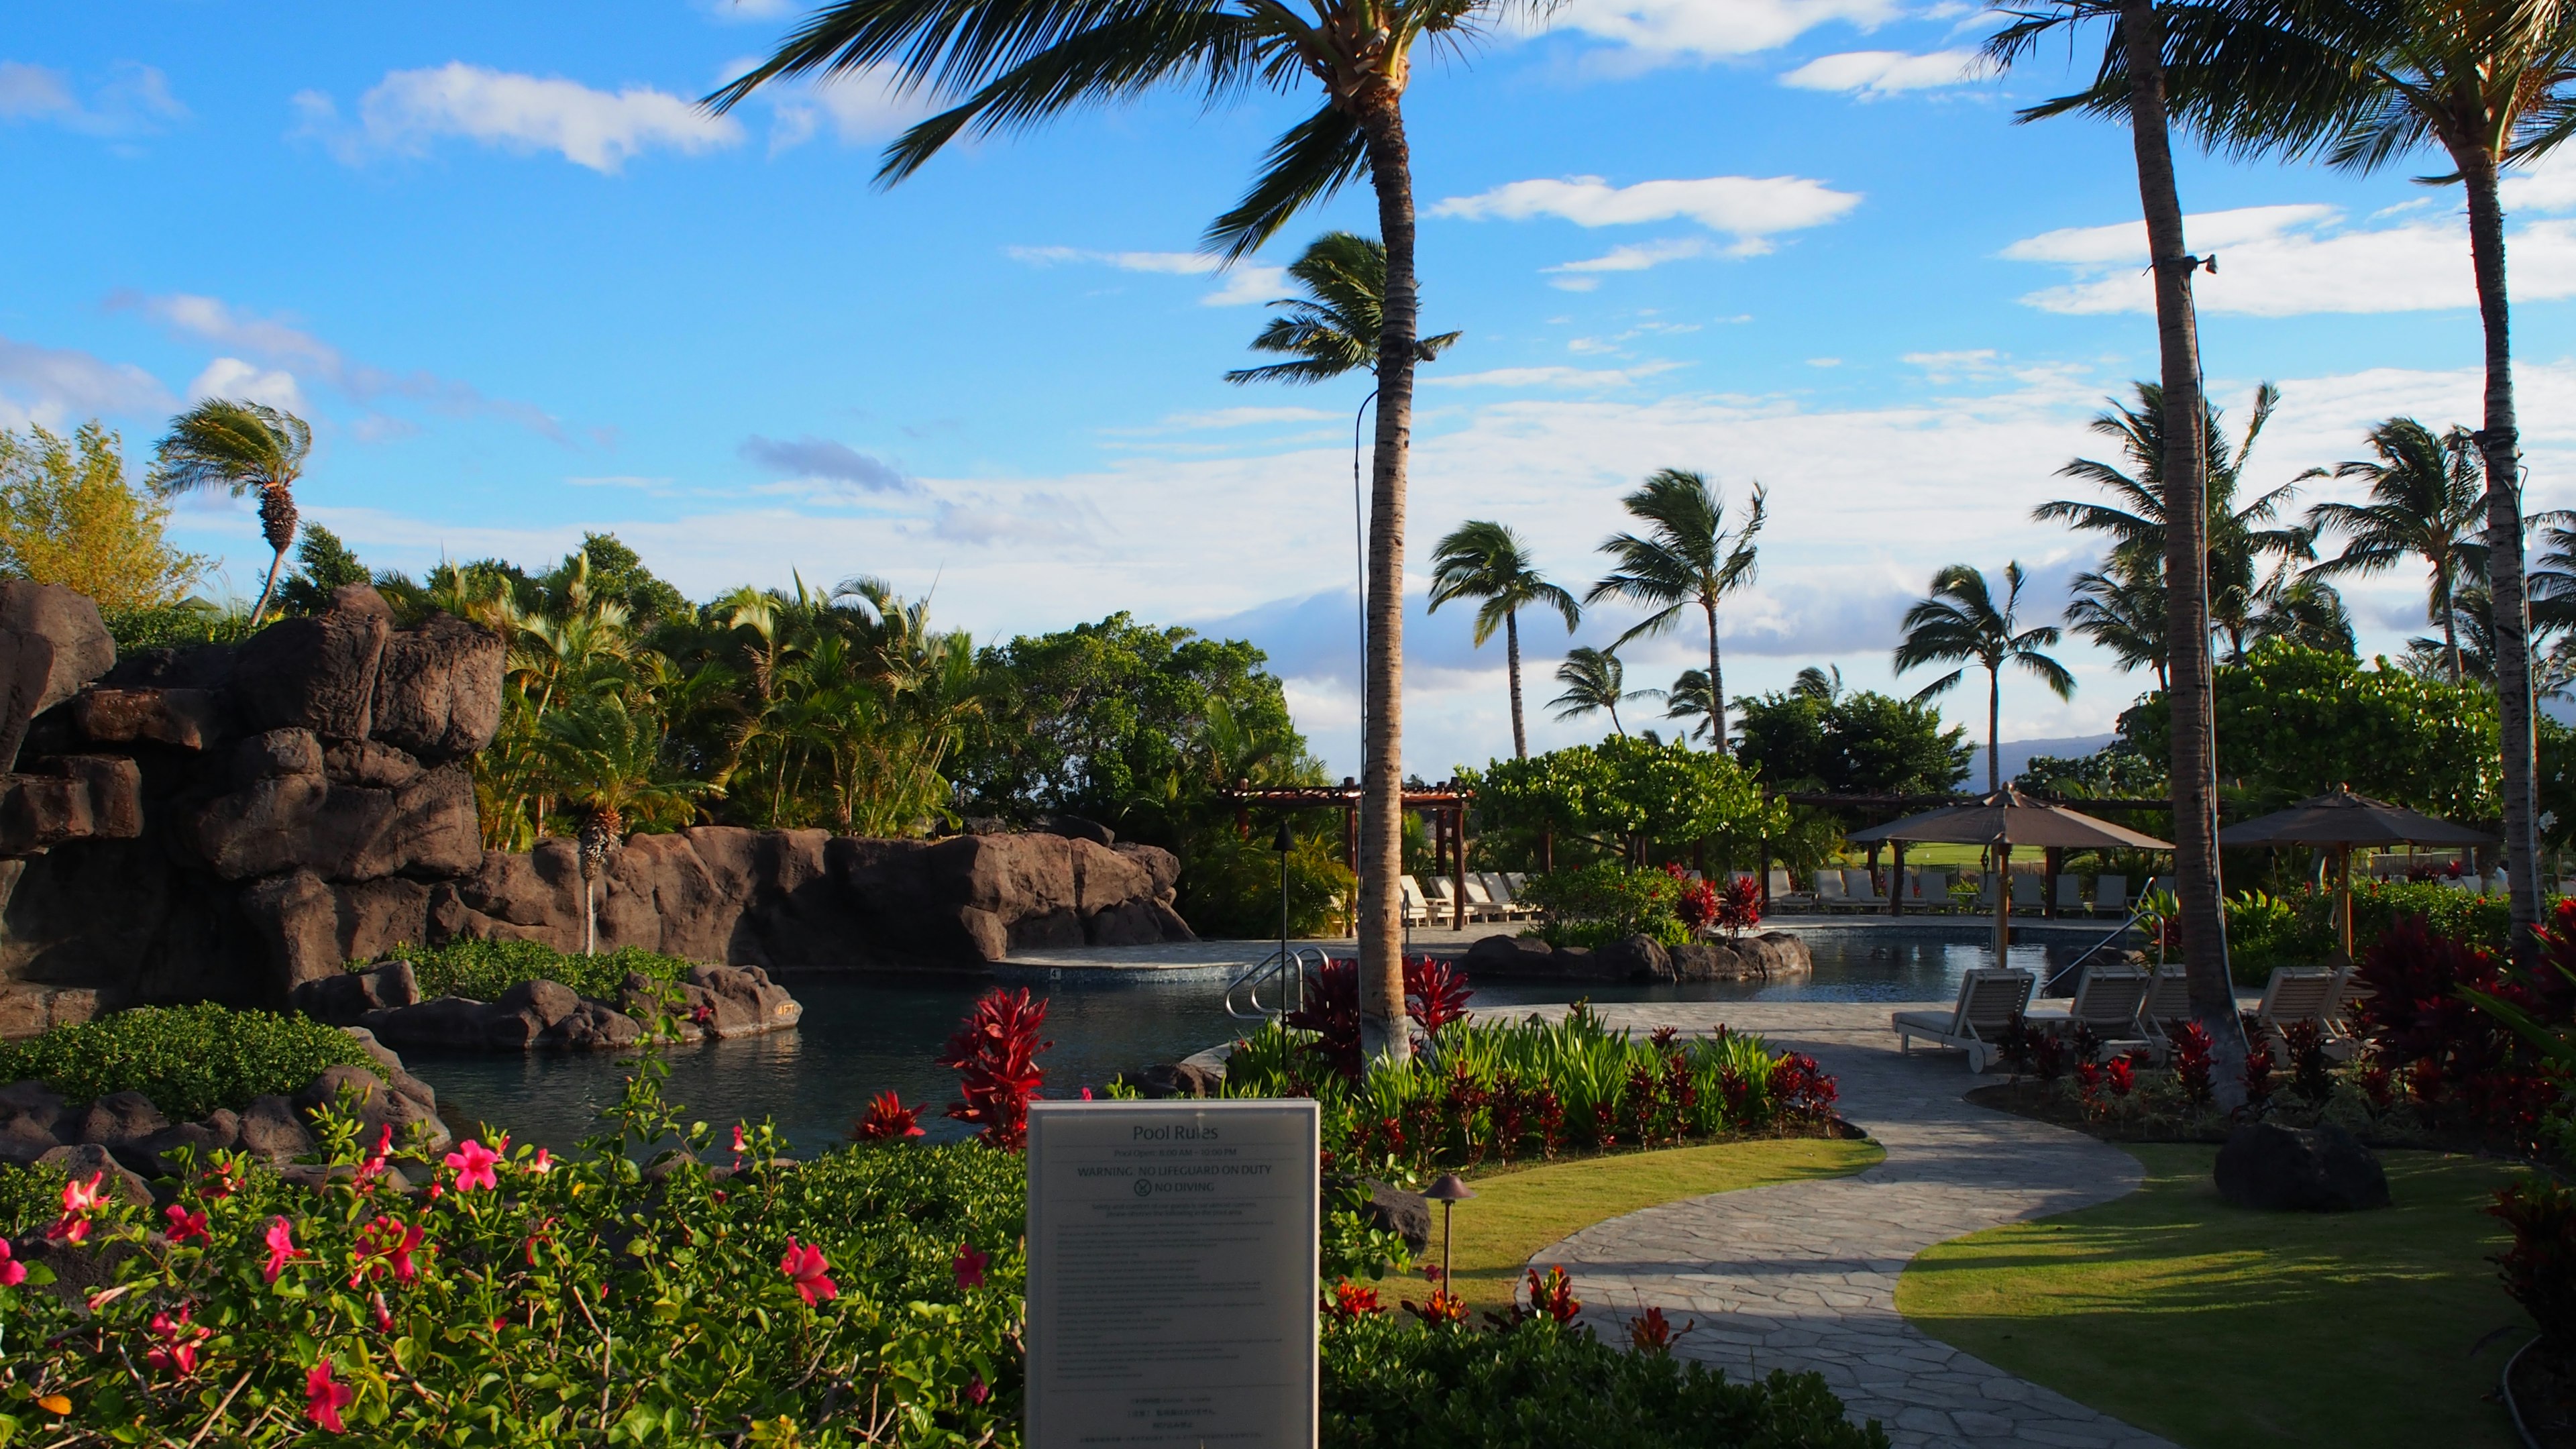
[1223, 231, 1460, 386]
[539, 696, 718, 955]
[2302, 417, 2486, 682]
[1988, 0, 2243, 1081]
[708, 0, 1547, 1067]
[1892, 563, 2077, 793]
[1549, 648, 1646, 736]
[1427, 520, 1579, 759]
[1589, 470, 1766, 749]
[147, 399, 312, 628]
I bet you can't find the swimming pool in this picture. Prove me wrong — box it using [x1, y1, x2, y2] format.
[410, 925, 2101, 1156]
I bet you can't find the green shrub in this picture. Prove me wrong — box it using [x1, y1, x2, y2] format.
[1322, 1313, 1887, 1448]
[0, 1004, 380, 1121]
[2223, 890, 2338, 983]
[0, 1158, 66, 1239]
[1517, 863, 1688, 948]
[101, 600, 252, 652]
[377, 938, 695, 1002]
[1178, 820, 1354, 938]
[2351, 879, 2512, 955]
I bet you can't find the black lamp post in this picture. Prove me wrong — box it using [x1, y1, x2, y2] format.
[1271, 820, 1296, 1012]
[1424, 1172, 1475, 1290]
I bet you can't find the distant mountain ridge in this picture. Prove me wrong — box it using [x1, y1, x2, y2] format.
[1971, 735, 2116, 790]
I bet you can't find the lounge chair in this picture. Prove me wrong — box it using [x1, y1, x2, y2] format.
[1397, 876, 1432, 926]
[1478, 871, 1533, 919]
[1460, 875, 1515, 923]
[1847, 869, 1888, 910]
[1768, 868, 1813, 910]
[2027, 965, 2154, 1055]
[1815, 869, 1853, 912]
[1893, 969, 2037, 1072]
[2093, 873, 2129, 918]
[2255, 967, 2347, 1057]
[1911, 869, 1951, 911]
[2055, 875, 2086, 914]
[2144, 965, 2191, 1026]
[2011, 872, 2045, 914]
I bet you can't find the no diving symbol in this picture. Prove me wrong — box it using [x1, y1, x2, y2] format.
[1132, 1178, 1153, 1198]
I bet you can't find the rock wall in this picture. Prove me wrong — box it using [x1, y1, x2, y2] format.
[0, 584, 1192, 1035]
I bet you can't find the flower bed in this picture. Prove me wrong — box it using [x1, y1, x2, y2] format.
[0, 1006, 382, 1122]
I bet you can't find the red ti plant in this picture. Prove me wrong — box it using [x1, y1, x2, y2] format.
[2169, 1021, 2215, 1110]
[2492, 1177, 2576, 1347]
[1768, 1053, 1839, 1124]
[1291, 955, 1478, 1079]
[2106, 1052, 2141, 1097]
[850, 1090, 926, 1143]
[1713, 875, 1764, 938]
[936, 988, 1051, 1150]
[1674, 875, 1720, 936]
[1626, 1304, 1695, 1353]
[2239, 1018, 2275, 1118]
[1405, 956, 1474, 1042]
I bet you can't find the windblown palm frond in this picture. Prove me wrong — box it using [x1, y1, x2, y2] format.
[148, 399, 314, 627]
[1588, 468, 1766, 747]
[2302, 417, 2485, 681]
[1224, 231, 1460, 385]
[1549, 647, 1647, 736]
[1893, 561, 2074, 792]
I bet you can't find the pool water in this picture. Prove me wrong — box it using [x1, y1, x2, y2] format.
[411, 926, 2097, 1157]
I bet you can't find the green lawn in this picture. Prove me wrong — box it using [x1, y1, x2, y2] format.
[1411, 1138, 1886, 1315]
[1896, 1144, 2533, 1448]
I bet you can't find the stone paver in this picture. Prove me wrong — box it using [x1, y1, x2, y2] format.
[1512, 1001, 2175, 1449]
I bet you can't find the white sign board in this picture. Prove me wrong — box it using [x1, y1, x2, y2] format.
[1025, 1099, 1320, 1449]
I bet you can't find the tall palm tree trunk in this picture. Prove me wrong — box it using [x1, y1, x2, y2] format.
[2121, 0, 2247, 1099]
[1505, 607, 1527, 759]
[2462, 149, 2544, 963]
[1986, 663, 2002, 793]
[1703, 599, 1725, 749]
[1356, 96, 1418, 1069]
[248, 484, 299, 627]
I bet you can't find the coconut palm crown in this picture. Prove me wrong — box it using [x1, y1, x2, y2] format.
[1892, 562, 2076, 793]
[1427, 520, 1578, 759]
[1225, 231, 1460, 386]
[1589, 469, 1766, 750]
[2302, 417, 2486, 682]
[147, 399, 312, 627]
[1548, 647, 1646, 737]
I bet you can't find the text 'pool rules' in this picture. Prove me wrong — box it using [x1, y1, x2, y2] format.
[1024, 1098, 1321, 1449]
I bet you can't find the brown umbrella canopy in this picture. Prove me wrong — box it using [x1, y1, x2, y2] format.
[1846, 786, 2176, 851]
[2215, 788, 2493, 849]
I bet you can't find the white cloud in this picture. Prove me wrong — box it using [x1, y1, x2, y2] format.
[1780, 48, 1985, 95]
[2002, 202, 2576, 316]
[694, 0, 798, 19]
[187, 358, 306, 412]
[112, 291, 568, 441]
[1421, 362, 1686, 390]
[294, 63, 743, 174]
[1544, 237, 1718, 289]
[0, 60, 185, 137]
[1004, 246, 1283, 306]
[755, 61, 934, 152]
[1112, 407, 1338, 433]
[1548, 0, 1907, 61]
[1434, 175, 1863, 256]
[0, 335, 172, 431]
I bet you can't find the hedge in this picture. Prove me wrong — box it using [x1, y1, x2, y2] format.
[369, 937, 695, 1002]
[0, 1004, 379, 1121]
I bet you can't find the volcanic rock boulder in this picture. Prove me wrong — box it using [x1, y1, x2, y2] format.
[230, 584, 390, 741]
[2214, 1121, 2391, 1212]
[0, 583, 115, 773]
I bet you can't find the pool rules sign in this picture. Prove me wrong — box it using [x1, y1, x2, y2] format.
[1024, 1099, 1320, 1449]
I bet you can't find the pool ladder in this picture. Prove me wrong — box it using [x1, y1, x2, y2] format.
[1225, 945, 1328, 1022]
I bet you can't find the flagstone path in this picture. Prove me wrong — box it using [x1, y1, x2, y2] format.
[1513, 1000, 2178, 1449]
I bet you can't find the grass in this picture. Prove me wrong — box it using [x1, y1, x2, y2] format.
[1896, 1143, 2532, 1448]
[1409, 1138, 1886, 1316]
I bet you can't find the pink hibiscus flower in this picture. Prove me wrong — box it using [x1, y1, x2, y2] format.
[779, 1238, 836, 1305]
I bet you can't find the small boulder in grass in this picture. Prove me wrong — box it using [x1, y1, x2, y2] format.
[2214, 1120, 2391, 1212]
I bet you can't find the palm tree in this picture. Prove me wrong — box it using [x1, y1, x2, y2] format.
[1549, 648, 1646, 737]
[1790, 664, 1845, 702]
[1892, 563, 2076, 793]
[1661, 669, 1715, 741]
[2247, 571, 2356, 655]
[2064, 567, 2170, 689]
[1589, 470, 1767, 749]
[539, 696, 718, 955]
[708, 0, 1535, 1067]
[1988, 0, 2241, 1087]
[1223, 231, 1460, 386]
[147, 399, 312, 627]
[1428, 521, 1580, 759]
[2302, 418, 2485, 682]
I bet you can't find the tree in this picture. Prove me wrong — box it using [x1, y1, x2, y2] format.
[538, 696, 718, 955]
[1460, 735, 1786, 867]
[146, 399, 311, 628]
[2064, 566, 2170, 689]
[1589, 470, 1766, 749]
[709, 0, 1540, 1067]
[1988, 4, 2244, 1083]
[1428, 520, 1578, 759]
[274, 524, 373, 617]
[559, 533, 692, 631]
[2303, 418, 2485, 683]
[1892, 562, 2076, 792]
[1548, 647, 1646, 737]
[2247, 570, 2356, 655]
[0, 423, 204, 611]
[1661, 669, 1715, 742]
[1733, 685, 1971, 795]
[1221, 231, 1459, 386]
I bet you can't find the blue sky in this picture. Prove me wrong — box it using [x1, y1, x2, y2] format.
[8, 1, 2576, 779]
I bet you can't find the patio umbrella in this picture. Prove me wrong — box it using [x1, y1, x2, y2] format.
[1847, 786, 2174, 960]
[2215, 788, 2493, 960]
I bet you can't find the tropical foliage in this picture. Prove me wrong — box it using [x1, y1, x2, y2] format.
[1892, 562, 2076, 792]
[1589, 470, 1766, 749]
[0, 1006, 379, 1122]
[1459, 736, 1786, 873]
[146, 399, 311, 628]
[368, 938, 694, 1004]
[1428, 520, 1579, 760]
[0, 423, 205, 612]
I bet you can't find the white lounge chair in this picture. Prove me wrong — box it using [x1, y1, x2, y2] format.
[2255, 967, 2344, 1057]
[1976, 872, 2000, 910]
[1459, 875, 1513, 922]
[1478, 871, 1532, 919]
[2093, 873, 2129, 918]
[1911, 869, 1951, 911]
[1397, 875, 1432, 926]
[2028, 965, 2154, 1055]
[1893, 969, 2037, 1073]
[1768, 868, 1813, 910]
[1816, 869, 1853, 911]
[2055, 875, 2086, 914]
[1848, 869, 1888, 910]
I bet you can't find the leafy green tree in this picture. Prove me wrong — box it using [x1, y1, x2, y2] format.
[1892, 563, 2076, 792]
[274, 524, 374, 616]
[710, 0, 1544, 1072]
[0, 421, 205, 611]
[2122, 642, 2500, 822]
[1733, 686, 1970, 796]
[557, 533, 692, 631]
[2018, 739, 2167, 798]
[1461, 735, 1787, 868]
[1589, 470, 1765, 747]
[146, 399, 312, 627]
[2303, 418, 2486, 682]
[1548, 647, 1646, 737]
[1428, 520, 1579, 759]
[1222, 231, 1459, 386]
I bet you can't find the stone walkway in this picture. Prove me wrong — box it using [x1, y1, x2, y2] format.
[1521, 1001, 2176, 1449]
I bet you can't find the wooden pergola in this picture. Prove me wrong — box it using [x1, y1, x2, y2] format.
[1223, 779, 1476, 930]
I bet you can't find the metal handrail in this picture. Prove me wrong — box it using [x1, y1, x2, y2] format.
[1225, 945, 1329, 1022]
[2044, 904, 2156, 994]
